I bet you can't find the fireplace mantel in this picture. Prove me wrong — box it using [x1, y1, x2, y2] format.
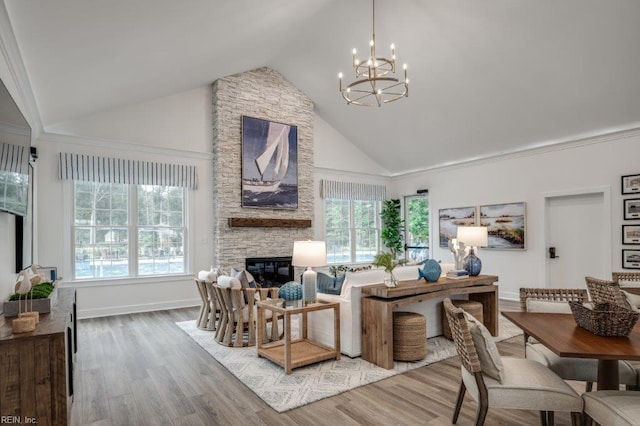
[228, 218, 312, 228]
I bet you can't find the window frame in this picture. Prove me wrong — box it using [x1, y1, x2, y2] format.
[70, 181, 189, 281]
[324, 197, 381, 264]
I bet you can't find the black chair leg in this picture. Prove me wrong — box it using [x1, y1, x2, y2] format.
[452, 381, 466, 424]
[540, 411, 548, 426]
[475, 400, 488, 426]
[585, 381, 593, 392]
[570, 411, 582, 426]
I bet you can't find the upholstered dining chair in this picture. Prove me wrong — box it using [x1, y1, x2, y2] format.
[443, 298, 583, 426]
[583, 390, 640, 426]
[612, 271, 640, 289]
[519, 288, 638, 392]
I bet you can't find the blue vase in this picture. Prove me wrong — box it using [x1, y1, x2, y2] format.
[463, 250, 482, 276]
[419, 259, 442, 282]
[278, 281, 303, 301]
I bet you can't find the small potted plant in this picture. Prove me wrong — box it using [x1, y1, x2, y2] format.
[372, 252, 400, 287]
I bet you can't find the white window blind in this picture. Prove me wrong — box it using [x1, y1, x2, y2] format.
[320, 179, 386, 201]
[0, 142, 29, 174]
[58, 153, 197, 189]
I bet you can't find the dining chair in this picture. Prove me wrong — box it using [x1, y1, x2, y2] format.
[612, 271, 640, 288]
[520, 287, 638, 392]
[583, 390, 640, 426]
[585, 276, 631, 308]
[443, 298, 583, 426]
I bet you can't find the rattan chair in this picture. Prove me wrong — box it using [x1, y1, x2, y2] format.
[613, 272, 640, 295]
[520, 287, 638, 392]
[583, 391, 640, 426]
[585, 276, 631, 308]
[443, 298, 583, 426]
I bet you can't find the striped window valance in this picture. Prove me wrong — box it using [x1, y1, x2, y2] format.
[320, 179, 386, 201]
[58, 153, 197, 189]
[0, 142, 29, 174]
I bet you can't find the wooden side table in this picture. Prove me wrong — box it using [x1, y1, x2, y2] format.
[256, 299, 340, 374]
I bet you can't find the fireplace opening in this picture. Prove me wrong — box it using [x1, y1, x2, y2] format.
[245, 256, 294, 288]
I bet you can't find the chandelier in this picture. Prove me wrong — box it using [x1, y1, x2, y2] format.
[338, 0, 409, 107]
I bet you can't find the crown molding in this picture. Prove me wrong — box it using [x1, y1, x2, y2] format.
[38, 132, 214, 160]
[314, 166, 392, 180]
[0, 2, 43, 137]
[391, 125, 640, 179]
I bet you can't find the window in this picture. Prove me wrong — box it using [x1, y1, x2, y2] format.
[404, 194, 429, 262]
[325, 198, 381, 264]
[73, 181, 186, 280]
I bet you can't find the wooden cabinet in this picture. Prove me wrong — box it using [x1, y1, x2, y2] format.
[0, 287, 76, 425]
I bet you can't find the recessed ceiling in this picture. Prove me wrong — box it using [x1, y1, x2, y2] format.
[5, 0, 640, 174]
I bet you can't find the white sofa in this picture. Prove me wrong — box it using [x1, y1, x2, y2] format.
[308, 263, 457, 358]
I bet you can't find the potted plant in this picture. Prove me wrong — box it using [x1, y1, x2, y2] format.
[371, 252, 400, 287]
[380, 199, 404, 259]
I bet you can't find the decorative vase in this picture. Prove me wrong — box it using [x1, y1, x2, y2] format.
[420, 259, 441, 282]
[384, 270, 398, 287]
[463, 249, 482, 276]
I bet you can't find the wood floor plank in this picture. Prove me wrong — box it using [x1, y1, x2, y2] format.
[70, 303, 581, 425]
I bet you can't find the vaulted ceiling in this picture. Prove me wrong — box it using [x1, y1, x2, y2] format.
[4, 0, 640, 174]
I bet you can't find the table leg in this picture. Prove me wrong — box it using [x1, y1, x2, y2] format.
[284, 312, 292, 374]
[362, 297, 394, 369]
[469, 286, 499, 336]
[597, 359, 619, 390]
[334, 304, 341, 360]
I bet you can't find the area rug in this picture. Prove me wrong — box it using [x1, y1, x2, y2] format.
[176, 317, 522, 413]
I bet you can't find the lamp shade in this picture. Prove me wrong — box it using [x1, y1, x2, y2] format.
[456, 226, 488, 247]
[292, 241, 327, 267]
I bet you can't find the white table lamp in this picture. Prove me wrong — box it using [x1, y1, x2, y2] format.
[292, 241, 327, 305]
[456, 226, 488, 276]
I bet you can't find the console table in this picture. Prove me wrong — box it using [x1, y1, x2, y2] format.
[0, 287, 77, 424]
[361, 275, 499, 369]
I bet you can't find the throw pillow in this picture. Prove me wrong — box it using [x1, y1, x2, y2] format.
[216, 275, 242, 289]
[622, 290, 640, 312]
[316, 272, 346, 295]
[525, 299, 572, 314]
[463, 311, 505, 383]
[231, 267, 257, 288]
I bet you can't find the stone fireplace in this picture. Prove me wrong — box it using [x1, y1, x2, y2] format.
[211, 68, 314, 271]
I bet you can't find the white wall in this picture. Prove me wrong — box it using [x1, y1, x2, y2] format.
[390, 131, 640, 300]
[35, 87, 215, 318]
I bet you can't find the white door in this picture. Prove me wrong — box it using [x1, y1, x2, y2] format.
[545, 191, 609, 288]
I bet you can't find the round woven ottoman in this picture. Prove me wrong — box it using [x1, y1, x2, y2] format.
[443, 299, 484, 339]
[393, 312, 427, 361]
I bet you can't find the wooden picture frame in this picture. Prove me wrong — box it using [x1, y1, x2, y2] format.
[622, 249, 640, 269]
[622, 225, 640, 245]
[241, 116, 298, 209]
[622, 174, 640, 195]
[479, 202, 526, 250]
[438, 206, 476, 248]
[623, 198, 640, 220]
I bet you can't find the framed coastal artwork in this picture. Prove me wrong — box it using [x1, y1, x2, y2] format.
[479, 202, 526, 250]
[622, 174, 640, 195]
[439, 206, 476, 247]
[241, 116, 298, 209]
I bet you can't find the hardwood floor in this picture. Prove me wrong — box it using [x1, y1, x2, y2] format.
[70, 300, 579, 426]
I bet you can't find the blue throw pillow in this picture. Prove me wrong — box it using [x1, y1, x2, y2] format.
[316, 272, 346, 295]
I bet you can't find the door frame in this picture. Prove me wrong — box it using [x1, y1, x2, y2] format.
[542, 186, 611, 287]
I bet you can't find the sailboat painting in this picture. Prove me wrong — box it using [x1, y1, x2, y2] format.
[241, 116, 298, 209]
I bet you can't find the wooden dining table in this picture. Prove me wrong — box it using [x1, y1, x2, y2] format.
[502, 311, 640, 390]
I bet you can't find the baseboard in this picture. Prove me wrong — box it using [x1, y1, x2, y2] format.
[500, 290, 520, 301]
[77, 298, 200, 319]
